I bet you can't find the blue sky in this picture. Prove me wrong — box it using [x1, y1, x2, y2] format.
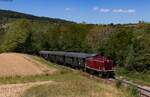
[0, 0, 149, 24]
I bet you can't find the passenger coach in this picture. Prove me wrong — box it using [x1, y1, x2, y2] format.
[39, 51, 115, 77]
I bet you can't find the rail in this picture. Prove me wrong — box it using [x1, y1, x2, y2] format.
[115, 77, 150, 97]
[81, 73, 150, 97]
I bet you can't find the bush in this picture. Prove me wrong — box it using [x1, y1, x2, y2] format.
[116, 80, 122, 88]
[127, 86, 140, 97]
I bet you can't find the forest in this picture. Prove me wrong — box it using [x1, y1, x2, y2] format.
[0, 9, 149, 73]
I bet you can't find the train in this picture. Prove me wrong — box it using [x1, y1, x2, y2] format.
[39, 51, 115, 77]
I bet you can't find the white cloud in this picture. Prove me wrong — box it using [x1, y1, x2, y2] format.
[112, 9, 125, 13]
[100, 9, 110, 13]
[127, 9, 136, 13]
[93, 7, 99, 11]
[93, 6, 136, 14]
[112, 9, 136, 13]
[65, 8, 72, 11]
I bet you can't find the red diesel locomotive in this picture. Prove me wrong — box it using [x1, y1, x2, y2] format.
[39, 51, 115, 77]
[86, 55, 115, 77]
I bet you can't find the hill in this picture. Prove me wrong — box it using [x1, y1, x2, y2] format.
[0, 9, 75, 24]
[0, 53, 57, 77]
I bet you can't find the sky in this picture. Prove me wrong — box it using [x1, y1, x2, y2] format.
[0, 0, 150, 24]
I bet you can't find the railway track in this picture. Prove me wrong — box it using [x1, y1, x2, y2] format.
[81, 72, 150, 97]
[115, 77, 150, 97]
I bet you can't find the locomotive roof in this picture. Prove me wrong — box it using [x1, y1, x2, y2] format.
[39, 51, 97, 58]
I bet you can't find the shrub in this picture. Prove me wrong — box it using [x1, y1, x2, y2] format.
[128, 86, 140, 97]
[116, 80, 122, 88]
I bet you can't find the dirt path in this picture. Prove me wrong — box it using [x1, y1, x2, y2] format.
[0, 81, 53, 97]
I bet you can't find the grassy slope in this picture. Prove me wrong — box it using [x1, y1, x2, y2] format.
[0, 55, 138, 97]
[22, 79, 137, 97]
[22, 56, 137, 97]
[116, 67, 150, 86]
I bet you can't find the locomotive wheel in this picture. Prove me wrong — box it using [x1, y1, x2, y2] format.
[101, 72, 115, 78]
[88, 69, 95, 75]
[108, 72, 115, 78]
[102, 72, 106, 78]
[102, 72, 109, 78]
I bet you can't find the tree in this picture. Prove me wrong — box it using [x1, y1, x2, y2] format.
[0, 19, 32, 52]
[86, 26, 114, 52]
[124, 44, 135, 70]
[104, 27, 134, 66]
[132, 24, 150, 72]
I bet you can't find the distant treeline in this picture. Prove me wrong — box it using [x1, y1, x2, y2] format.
[0, 9, 75, 24]
[0, 9, 149, 73]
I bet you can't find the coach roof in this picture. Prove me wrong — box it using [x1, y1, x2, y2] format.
[65, 52, 96, 58]
[40, 51, 98, 58]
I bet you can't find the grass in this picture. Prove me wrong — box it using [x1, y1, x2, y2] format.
[22, 76, 136, 97]
[116, 67, 150, 86]
[0, 73, 82, 85]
